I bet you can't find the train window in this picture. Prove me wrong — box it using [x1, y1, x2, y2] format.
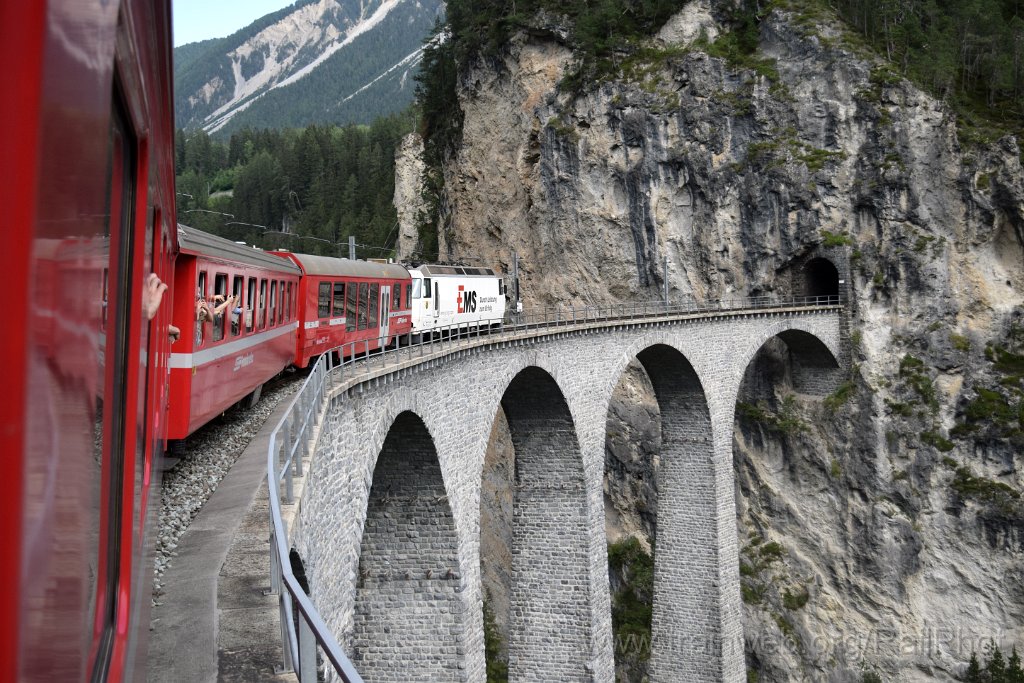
[411, 278, 422, 299]
[333, 282, 345, 318]
[498, 279, 504, 296]
[346, 281, 357, 332]
[318, 282, 331, 318]
[246, 278, 256, 333]
[285, 282, 291, 321]
[259, 279, 268, 329]
[405, 282, 412, 309]
[357, 282, 368, 330]
[232, 276, 244, 336]
[422, 278, 431, 298]
[213, 273, 227, 342]
[392, 284, 401, 309]
[368, 284, 379, 329]
[269, 281, 277, 327]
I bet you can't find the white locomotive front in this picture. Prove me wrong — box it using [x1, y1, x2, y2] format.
[408, 265, 506, 339]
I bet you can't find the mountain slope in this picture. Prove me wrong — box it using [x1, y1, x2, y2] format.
[174, 0, 443, 134]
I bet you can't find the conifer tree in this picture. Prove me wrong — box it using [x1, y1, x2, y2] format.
[966, 652, 983, 683]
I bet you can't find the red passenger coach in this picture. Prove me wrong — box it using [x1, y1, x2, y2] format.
[168, 228, 302, 439]
[273, 253, 413, 368]
[0, 0, 177, 681]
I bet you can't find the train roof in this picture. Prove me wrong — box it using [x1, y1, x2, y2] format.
[177, 225, 301, 274]
[412, 264, 498, 277]
[277, 252, 410, 279]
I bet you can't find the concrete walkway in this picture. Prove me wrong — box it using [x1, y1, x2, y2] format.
[148, 396, 295, 683]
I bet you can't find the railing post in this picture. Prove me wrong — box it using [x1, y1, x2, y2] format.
[278, 597, 295, 674]
[269, 523, 280, 596]
[298, 615, 317, 681]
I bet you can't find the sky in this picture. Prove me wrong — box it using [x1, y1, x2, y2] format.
[172, 0, 295, 47]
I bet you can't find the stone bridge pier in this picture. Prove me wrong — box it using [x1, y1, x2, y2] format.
[288, 309, 844, 683]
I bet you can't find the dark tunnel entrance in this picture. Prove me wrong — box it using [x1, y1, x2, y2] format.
[803, 257, 840, 300]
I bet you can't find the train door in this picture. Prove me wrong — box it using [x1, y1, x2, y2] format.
[380, 285, 390, 344]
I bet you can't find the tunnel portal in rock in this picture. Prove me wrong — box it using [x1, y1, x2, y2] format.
[803, 257, 840, 299]
[352, 410, 465, 682]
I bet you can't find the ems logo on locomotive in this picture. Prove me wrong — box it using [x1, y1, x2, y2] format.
[456, 285, 477, 313]
[233, 353, 255, 372]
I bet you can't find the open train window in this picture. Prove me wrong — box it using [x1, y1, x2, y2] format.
[368, 284, 379, 329]
[346, 281, 357, 332]
[333, 282, 345, 318]
[357, 283, 368, 330]
[246, 278, 256, 333]
[232, 276, 243, 336]
[212, 273, 227, 342]
[269, 281, 277, 327]
[392, 284, 401, 309]
[317, 282, 331, 318]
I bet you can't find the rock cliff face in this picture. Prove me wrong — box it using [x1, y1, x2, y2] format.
[401, 1, 1024, 680]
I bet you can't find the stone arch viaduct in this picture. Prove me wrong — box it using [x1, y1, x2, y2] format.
[280, 302, 846, 683]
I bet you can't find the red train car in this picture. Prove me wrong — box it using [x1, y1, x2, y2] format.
[272, 253, 413, 368]
[1, 0, 178, 681]
[168, 227, 302, 439]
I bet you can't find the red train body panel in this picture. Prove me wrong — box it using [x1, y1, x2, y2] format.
[273, 252, 413, 368]
[168, 228, 302, 439]
[1, 1, 177, 682]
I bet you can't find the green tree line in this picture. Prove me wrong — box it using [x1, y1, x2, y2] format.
[828, 0, 1024, 128]
[175, 110, 416, 257]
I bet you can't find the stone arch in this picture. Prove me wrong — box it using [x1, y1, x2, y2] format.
[352, 410, 465, 682]
[802, 256, 840, 299]
[486, 365, 591, 682]
[734, 320, 842, 401]
[604, 343, 719, 682]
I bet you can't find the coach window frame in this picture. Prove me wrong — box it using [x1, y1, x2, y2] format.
[212, 272, 227, 342]
[269, 280, 277, 328]
[256, 278, 266, 330]
[333, 281, 345, 319]
[345, 280, 357, 332]
[231, 275, 243, 336]
[357, 282, 368, 330]
[368, 283, 379, 329]
[86, 88, 140, 683]
[244, 278, 254, 333]
[317, 281, 331, 319]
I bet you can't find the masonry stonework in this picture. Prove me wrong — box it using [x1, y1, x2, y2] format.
[289, 309, 843, 683]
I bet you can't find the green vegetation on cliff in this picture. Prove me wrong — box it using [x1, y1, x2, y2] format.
[607, 537, 654, 680]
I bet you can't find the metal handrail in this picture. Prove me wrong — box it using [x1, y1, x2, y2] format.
[264, 292, 843, 680]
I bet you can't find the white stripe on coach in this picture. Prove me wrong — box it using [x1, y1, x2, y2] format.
[169, 322, 298, 369]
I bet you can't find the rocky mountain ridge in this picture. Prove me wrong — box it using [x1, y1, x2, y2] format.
[175, 0, 444, 135]
[396, 1, 1024, 680]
